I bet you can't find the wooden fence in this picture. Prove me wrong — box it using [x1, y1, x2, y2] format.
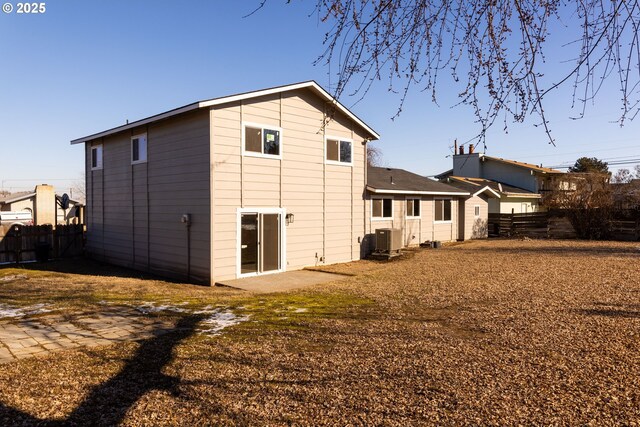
[488, 212, 639, 240]
[0, 224, 84, 264]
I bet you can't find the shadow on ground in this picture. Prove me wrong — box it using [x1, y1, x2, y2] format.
[0, 314, 203, 425]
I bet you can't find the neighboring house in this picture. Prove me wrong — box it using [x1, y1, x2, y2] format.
[436, 145, 565, 213]
[365, 166, 493, 246]
[442, 176, 540, 214]
[71, 81, 380, 284]
[0, 184, 83, 227]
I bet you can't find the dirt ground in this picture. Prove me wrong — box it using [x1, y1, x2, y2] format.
[0, 239, 639, 425]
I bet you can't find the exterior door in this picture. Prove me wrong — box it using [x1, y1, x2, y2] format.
[239, 211, 282, 276]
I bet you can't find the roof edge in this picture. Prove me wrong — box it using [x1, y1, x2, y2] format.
[70, 80, 380, 145]
[366, 186, 470, 196]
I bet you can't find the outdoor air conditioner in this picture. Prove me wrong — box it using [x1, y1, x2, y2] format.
[375, 228, 403, 253]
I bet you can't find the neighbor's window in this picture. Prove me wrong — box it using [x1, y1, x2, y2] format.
[131, 133, 147, 164]
[244, 124, 281, 157]
[91, 145, 103, 170]
[406, 198, 420, 218]
[435, 199, 452, 222]
[326, 137, 352, 164]
[474, 205, 480, 217]
[372, 198, 392, 219]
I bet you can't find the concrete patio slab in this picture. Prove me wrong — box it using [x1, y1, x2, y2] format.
[215, 269, 347, 293]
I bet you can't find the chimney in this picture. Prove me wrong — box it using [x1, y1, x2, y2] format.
[469, 144, 475, 154]
[454, 140, 458, 156]
[459, 145, 464, 155]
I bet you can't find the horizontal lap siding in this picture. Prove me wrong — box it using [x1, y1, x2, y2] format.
[147, 110, 211, 283]
[85, 110, 210, 283]
[364, 195, 460, 253]
[211, 88, 367, 280]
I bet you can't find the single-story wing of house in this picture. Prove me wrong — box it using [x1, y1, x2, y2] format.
[365, 166, 497, 246]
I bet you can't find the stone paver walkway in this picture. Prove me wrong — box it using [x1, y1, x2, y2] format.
[0, 308, 175, 364]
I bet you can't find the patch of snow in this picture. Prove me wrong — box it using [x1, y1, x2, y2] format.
[293, 308, 308, 313]
[134, 303, 189, 315]
[0, 303, 52, 319]
[199, 310, 250, 336]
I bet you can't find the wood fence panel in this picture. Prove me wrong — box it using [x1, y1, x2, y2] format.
[0, 224, 83, 264]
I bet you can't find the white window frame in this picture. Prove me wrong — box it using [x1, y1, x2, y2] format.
[434, 198, 453, 223]
[131, 133, 147, 164]
[90, 144, 103, 170]
[406, 197, 421, 219]
[371, 197, 393, 221]
[325, 135, 354, 166]
[474, 205, 481, 217]
[242, 122, 283, 160]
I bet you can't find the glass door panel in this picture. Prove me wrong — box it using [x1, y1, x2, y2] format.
[261, 213, 280, 272]
[240, 213, 258, 274]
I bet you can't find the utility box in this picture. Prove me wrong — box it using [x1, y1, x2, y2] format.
[375, 228, 403, 253]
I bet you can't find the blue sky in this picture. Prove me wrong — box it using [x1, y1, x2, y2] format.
[1, 1, 638, 194]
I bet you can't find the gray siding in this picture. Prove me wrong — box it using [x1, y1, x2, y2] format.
[85, 109, 211, 283]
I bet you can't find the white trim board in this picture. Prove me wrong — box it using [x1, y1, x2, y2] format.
[366, 186, 469, 196]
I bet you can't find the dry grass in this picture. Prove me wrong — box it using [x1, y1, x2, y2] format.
[1, 239, 639, 425]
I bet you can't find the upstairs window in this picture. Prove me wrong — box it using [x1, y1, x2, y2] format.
[372, 198, 392, 219]
[326, 137, 353, 165]
[244, 124, 281, 158]
[406, 198, 421, 218]
[131, 134, 147, 164]
[474, 205, 480, 217]
[91, 145, 103, 170]
[435, 199, 452, 222]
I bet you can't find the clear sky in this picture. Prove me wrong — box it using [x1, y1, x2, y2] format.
[1, 1, 638, 195]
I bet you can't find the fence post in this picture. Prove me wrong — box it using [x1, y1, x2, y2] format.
[510, 208, 515, 237]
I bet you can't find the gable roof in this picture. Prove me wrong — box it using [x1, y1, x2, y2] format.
[442, 178, 500, 198]
[0, 191, 35, 205]
[445, 176, 541, 198]
[481, 155, 562, 174]
[70, 81, 380, 144]
[367, 167, 469, 196]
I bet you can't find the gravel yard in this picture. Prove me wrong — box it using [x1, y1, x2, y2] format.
[0, 239, 639, 425]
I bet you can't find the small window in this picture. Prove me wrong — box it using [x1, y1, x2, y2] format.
[244, 124, 281, 158]
[91, 145, 103, 170]
[372, 198, 392, 219]
[131, 134, 147, 164]
[435, 199, 452, 222]
[407, 198, 420, 218]
[474, 205, 480, 217]
[326, 137, 353, 165]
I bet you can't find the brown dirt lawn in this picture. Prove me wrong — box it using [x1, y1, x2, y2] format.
[1, 239, 639, 425]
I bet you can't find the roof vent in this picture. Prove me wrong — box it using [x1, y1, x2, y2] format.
[390, 175, 395, 185]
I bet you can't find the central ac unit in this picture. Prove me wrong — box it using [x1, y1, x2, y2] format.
[375, 228, 403, 253]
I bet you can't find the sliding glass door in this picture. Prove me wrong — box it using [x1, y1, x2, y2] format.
[239, 210, 283, 276]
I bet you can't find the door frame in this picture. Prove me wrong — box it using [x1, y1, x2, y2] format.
[236, 207, 286, 278]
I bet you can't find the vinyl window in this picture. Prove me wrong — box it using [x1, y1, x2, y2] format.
[435, 199, 452, 222]
[326, 137, 353, 165]
[243, 124, 282, 159]
[372, 198, 392, 219]
[474, 205, 480, 217]
[406, 198, 421, 218]
[91, 145, 103, 170]
[131, 134, 147, 164]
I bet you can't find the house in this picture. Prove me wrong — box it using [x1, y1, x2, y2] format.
[71, 81, 379, 284]
[442, 176, 540, 214]
[436, 145, 565, 213]
[365, 166, 495, 246]
[0, 184, 83, 227]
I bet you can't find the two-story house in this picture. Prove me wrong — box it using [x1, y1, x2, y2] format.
[71, 82, 379, 284]
[437, 145, 565, 213]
